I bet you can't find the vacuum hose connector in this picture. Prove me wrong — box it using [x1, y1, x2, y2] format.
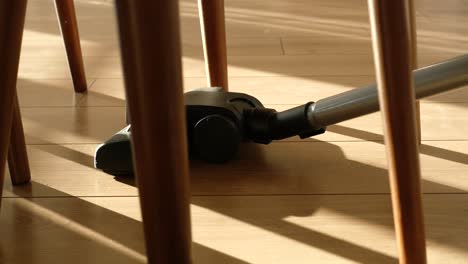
[244, 102, 326, 144]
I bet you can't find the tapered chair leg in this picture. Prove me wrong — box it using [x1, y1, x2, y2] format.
[115, 1, 192, 263]
[198, 0, 229, 90]
[368, 1, 427, 263]
[8, 96, 31, 185]
[0, 0, 28, 207]
[54, 0, 87, 93]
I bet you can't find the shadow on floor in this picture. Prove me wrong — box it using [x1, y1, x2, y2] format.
[114, 137, 468, 263]
[328, 125, 468, 165]
[1, 181, 250, 264]
[8, 0, 468, 262]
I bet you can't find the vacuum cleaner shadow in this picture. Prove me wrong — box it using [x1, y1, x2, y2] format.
[113, 139, 468, 263]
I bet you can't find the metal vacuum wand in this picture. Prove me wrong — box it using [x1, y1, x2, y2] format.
[307, 54, 468, 129]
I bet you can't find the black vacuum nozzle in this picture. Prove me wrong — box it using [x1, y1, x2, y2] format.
[94, 125, 133, 176]
[95, 87, 326, 175]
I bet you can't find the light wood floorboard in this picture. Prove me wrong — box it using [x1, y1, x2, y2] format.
[1, 195, 468, 263]
[2, 140, 468, 198]
[12, 103, 468, 144]
[2, 0, 467, 262]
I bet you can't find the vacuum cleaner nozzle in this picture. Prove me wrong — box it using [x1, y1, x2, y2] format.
[94, 125, 133, 175]
[94, 87, 325, 175]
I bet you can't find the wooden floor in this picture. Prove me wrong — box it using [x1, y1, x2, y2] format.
[1, 0, 468, 263]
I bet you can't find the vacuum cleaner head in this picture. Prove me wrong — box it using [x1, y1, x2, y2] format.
[94, 125, 132, 176]
[95, 87, 325, 175]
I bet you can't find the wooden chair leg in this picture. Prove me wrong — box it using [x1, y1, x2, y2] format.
[54, 0, 87, 93]
[367, 1, 427, 263]
[0, 0, 28, 207]
[8, 96, 31, 185]
[198, 0, 229, 90]
[115, 1, 192, 263]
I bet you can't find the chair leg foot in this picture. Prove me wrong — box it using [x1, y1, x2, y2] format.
[8, 96, 31, 185]
[54, 0, 87, 93]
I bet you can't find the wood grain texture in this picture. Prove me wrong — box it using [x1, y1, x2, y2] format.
[198, 0, 229, 90]
[0, 0, 28, 208]
[8, 96, 31, 185]
[115, 0, 192, 263]
[368, 0, 427, 263]
[54, 0, 87, 93]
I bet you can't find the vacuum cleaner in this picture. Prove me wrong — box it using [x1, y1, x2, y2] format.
[95, 55, 468, 175]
